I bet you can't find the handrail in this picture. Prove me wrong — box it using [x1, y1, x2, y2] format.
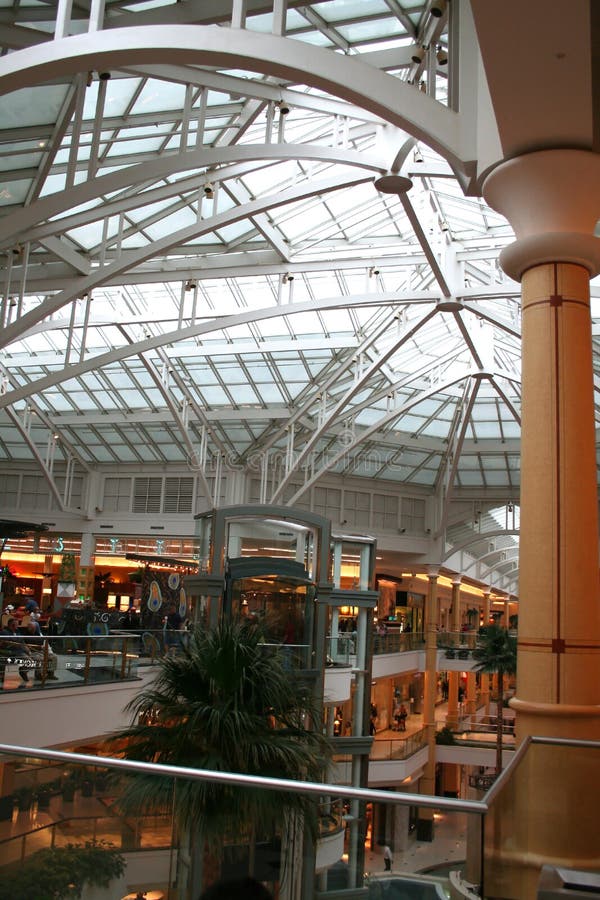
[4, 737, 594, 813]
[0, 743, 485, 814]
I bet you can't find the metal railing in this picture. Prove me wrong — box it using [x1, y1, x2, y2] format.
[370, 727, 428, 760]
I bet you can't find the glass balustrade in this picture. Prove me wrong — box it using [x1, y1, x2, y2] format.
[1, 737, 595, 899]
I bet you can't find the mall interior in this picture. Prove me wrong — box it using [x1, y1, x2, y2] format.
[0, 1, 599, 899]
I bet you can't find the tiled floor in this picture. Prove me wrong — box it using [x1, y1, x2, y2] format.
[365, 810, 468, 877]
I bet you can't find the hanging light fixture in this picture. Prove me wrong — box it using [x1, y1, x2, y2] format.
[411, 45, 426, 64]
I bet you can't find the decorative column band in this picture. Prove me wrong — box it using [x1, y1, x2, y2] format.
[510, 698, 600, 719]
[518, 640, 600, 652]
[523, 295, 588, 312]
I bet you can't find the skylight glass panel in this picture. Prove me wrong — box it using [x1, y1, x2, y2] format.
[0, 179, 29, 205]
[133, 80, 187, 114]
[0, 152, 42, 173]
[215, 221, 254, 242]
[84, 78, 142, 118]
[0, 85, 68, 127]
[144, 207, 198, 240]
[229, 385, 260, 404]
[288, 31, 332, 48]
[104, 137, 165, 157]
[336, 19, 403, 44]
[459, 470, 484, 486]
[473, 422, 502, 438]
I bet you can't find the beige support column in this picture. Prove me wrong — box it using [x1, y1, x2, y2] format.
[466, 671, 477, 728]
[416, 567, 438, 841]
[445, 670, 459, 730]
[516, 259, 600, 725]
[483, 148, 600, 898]
[450, 577, 462, 645]
[480, 591, 491, 716]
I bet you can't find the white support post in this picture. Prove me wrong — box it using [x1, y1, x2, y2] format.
[46, 434, 56, 472]
[272, 0, 287, 36]
[178, 281, 186, 329]
[66, 76, 85, 189]
[88, 76, 108, 179]
[265, 101, 274, 143]
[99, 217, 109, 267]
[260, 451, 269, 503]
[88, 0, 105, 32]
[231, 0, 247, 28]
[18, 243, 30, 312]
[190, 281, 198, 323]
[285, 423, 295, 476]
[181, 84, 193, 150]
[212, 453, 223, 506]
[64, 298, 78, 367]
[196, 87, 207, 147]
[55, 0, 74, 39]
[79, 293, 92, 363]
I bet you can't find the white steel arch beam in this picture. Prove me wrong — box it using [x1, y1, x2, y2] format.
[281, 370, 471, 507]
[0, 172, 373, 349]
[0, 144, 386, 249]
[435, 375, 483, 539]
[0, 290, 438, 409]
[4, 406, 68, 512]
[117, 329, 215, 505]
[271, 304, 440, 502]
[0, 26, 473, 170]
[442, 528, 520, 562]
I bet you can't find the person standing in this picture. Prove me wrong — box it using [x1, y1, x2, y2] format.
[383, 843, 393, 871]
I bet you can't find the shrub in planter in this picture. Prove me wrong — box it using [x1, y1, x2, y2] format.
[444, 648, 456, 659]
[0, 794, 14, 821]
[95, 771, 110, 793]
[36, 787, 52, 810]
[0, 840, 125, 900]
[435, 726, 456, 745]
[81, 778, 94, 798]
[15, 786, 33, 812]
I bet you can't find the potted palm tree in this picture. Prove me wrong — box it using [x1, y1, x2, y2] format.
[473, 624, 517, 775]
[110, 619, 331, 895]
[0, 840, 125, 900]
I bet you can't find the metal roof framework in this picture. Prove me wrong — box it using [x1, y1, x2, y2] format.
[2, 0, 595, 596]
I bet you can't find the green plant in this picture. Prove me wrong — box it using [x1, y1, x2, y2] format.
[0, 794, 14, 821]
[14, 785, 33, 811]
[35, 785, 52, 809]
[473, 624, 517, 774]
[435, 726, 456, 745]
[0, 840, 125, 900]
[111, 619, 331, 892]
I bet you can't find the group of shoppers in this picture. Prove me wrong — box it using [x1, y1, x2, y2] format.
[0, 599, 57, 686]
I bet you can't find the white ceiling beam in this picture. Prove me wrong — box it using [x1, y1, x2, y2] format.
[0, 25, 472, 170]
[270, 303, 439, 502]
[0, 144, 386, 249]
[38, 236, 91, 275]
[0, 171, 374, 349]
[281, 369, 471, 506]
[0, 290, 438, 408]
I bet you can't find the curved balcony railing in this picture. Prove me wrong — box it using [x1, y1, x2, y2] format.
[370, 727, 428, 761]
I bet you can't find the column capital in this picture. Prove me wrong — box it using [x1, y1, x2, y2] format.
[482, 149, 600, 280]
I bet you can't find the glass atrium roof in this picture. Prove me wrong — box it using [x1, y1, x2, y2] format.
[1, 0, 598, 594]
